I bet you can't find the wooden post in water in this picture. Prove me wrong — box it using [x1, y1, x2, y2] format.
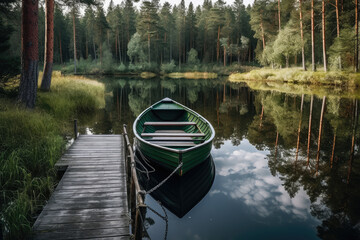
[74, 119, 78, 140]
[123, 125, 145, 240]
[134, 204, 146, 240]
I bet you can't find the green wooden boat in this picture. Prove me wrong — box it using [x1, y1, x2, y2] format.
[133, 97, 215, 175]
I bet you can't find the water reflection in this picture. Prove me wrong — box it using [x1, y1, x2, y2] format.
[83, 77, 360, 239]
[137, 154, 215, 218]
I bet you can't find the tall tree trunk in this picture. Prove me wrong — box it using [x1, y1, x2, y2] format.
[316, 96, 326, 175]
[118, 33, 121, 62]
[278, 0, 281, 31]
[217, 26, 220, 63]
[355, 0, 359, 72]
[299, 0, 306, 70]
[19, 0, 39, 108]
[115, 33, 117, 60]
[59, 33, 63, 64]
[100, 41, 102, 65]
[311, 0, 316, 71]
[286, 56, 289, 68]
[93, 38, 96, 61]
[178, 30, 181, 69]
[322, 0, 327, 72]
[295, 94, 304, 163]
[40, 0, 54, 91]
[223, 46, 226, 66]
[260, 11, 266, 50]
[335, 0, 341, 69]
[148, 33, 151, 64]
[307, 95, 314, 166]
[72, 9, 77, 74]
[85, 37, 88, 59]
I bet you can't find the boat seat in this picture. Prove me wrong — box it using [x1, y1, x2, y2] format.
[148, 141, 197, 147]
[141, 132, 205, 138]
[144, 122, 197, 126]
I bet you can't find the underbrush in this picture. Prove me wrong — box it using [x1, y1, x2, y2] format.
[0, 72, 105, 239]
[57, 60, 259, 76]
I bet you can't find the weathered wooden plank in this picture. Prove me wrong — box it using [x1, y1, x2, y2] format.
[35, 220, 128, 231]
[33, 227, 129, 240]
[33, 135, 129, 239]
[33, 213, 128, 225]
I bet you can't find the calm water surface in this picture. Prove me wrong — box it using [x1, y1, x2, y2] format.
[81, 77, 360, 240]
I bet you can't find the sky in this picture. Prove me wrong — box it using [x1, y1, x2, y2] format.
[104, 0, 255, 10]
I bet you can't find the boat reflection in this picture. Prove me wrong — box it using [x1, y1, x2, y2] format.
[136, 152, 215, 218]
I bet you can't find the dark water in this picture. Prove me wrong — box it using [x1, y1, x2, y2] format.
[81, 77, 360, 240]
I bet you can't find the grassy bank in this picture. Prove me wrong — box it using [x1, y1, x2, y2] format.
[229, 68, 360, 87]
[239, 80, 360, 99]
[0, 72, 105, 239]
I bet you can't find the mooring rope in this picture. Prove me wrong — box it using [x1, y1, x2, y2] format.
[139, 162, 183, 196]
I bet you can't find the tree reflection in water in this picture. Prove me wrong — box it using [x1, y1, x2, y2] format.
[84, 77, 360, 239]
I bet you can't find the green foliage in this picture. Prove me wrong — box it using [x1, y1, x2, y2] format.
[187, 48, 200, 66]
[117, 63, 127, 72]
[127, 33, 146, 63]
[102, 42, 114, 72]
[0, 19, 20, 83]
[272, 21, 302, 67]
[161, 60, 176, 73]
[329, 26, 355, 70]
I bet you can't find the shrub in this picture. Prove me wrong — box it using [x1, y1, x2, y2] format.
[117, 63, 127, 72]
[161, 60, 176, 73]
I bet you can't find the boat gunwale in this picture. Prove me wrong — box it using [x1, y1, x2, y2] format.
[133, 98, 215, 154]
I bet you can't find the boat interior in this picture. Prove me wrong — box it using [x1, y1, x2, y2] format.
[136, 101, 212, 149]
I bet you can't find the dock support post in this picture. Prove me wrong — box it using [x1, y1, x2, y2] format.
[134, 204, 146, 240]
[74, 119, 78, 139]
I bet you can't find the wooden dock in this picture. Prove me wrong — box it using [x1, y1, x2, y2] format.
[32, 134, 130, 240]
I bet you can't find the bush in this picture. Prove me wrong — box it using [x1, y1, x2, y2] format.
[161, 60, 176, 73]
[117, 63, 127, 72]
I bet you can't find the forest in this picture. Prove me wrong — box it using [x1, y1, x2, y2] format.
[1, 0, 359, 80]
[1, 0, 360, 238]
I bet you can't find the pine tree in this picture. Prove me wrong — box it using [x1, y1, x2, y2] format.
[95, 5, 110, 65]
[136, 1, 160, 64]
[159, 2, 175, 62]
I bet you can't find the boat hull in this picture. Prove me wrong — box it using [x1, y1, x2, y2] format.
[133, 98, 215, 175]
[135, 138, 212, 175]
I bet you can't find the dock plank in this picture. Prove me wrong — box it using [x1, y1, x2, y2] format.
[33, 134, 130, 239]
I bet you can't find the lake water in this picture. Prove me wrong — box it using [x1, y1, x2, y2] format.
[80, 77, 360, 240]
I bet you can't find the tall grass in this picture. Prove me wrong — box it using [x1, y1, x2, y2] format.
[0, 72, 105, 239]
